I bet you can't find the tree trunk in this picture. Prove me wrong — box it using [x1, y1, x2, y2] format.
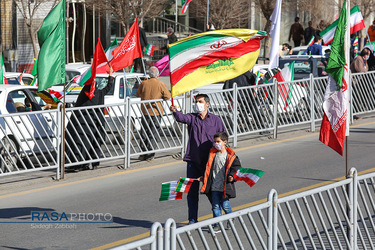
[262, 19, 272, 60]
[28, 25, 39, 59]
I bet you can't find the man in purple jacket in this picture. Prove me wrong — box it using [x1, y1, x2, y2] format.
[170, 94, 225, 224]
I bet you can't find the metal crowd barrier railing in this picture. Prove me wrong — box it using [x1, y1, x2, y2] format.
[114, 167, 375, 249]
[1, 71, 375, 177]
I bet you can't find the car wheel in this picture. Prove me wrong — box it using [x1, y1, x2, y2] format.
[0, 137, 18, 172]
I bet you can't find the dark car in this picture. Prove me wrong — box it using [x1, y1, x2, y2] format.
[279, 55, 328, 80]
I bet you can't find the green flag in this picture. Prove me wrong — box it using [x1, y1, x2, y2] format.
[325, 1, 347, 89]
[37, 0, 65, 91]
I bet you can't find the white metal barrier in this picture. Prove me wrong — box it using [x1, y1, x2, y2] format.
[114, 167, 375, 249]
[1, 71, 375, 177]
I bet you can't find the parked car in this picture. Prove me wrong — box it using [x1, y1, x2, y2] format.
[0, 85, 58, 171]
[292, 45, 331, 55]
[4, 72, 35, 85]
[279, 55, 328, 80]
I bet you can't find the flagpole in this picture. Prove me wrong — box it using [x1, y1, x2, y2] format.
[345, 0, 350, 178]
[206, 0, 210, 31]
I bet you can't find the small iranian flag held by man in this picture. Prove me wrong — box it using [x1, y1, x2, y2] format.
[109, 19, 142, 72]
[84, 38, 108, 99]
[307, 36, 315, 46]
[159, 181, 183, 201]
[233, 168, 265, 187]
[145, 43, 155, 56]
[168, 29, 266, 97]
[320, 5, 364, 45]
[175, 177, 195, 193]
[319, 1, 349, 156]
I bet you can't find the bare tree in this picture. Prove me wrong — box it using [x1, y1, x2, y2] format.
[256, 0, 275, 58]
[14, 0, 59, 58]
[85, 0, 169, 34]
[190, 0, 250, 29]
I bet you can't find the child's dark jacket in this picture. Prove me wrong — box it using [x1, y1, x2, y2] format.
[200, 147, 241, 198]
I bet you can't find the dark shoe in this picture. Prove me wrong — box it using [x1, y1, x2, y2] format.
[138, 155, 147, 161]
[77, 164, 90, 171]
[353, 115, 362, 120]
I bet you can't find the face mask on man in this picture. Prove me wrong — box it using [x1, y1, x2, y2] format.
[213, 142, 224, 151]
[193, 103, 205, 113]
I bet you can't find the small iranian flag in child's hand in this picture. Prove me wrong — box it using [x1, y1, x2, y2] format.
[233, 168, 265, 187]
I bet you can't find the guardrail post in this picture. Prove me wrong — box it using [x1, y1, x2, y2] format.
[348, 168, 358, 249]
[164, 218, 176, 250]
[57, 103, 63, 180]
[267, 189, 278, 250]
[124, 97, 130, 169]
[233, 83, 238, 147]
[309, 74, 315, 132]
[273, 80, 279, 139]
[149, 222, 163, 250]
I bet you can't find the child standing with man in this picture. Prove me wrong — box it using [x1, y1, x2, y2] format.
[199, 131, 241, 226]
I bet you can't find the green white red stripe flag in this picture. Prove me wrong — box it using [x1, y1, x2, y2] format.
[276, 61, 295, 109]
[319, 1, 349, 156]
[233, 168, 265, 187]
[307, 36, 315, 46]
[159, 181, 183, 201]
[320, 5, 364, 45]
[168, 29, 266, 97]
[175, 177, 195, 193]
[0, 53, 8, 85]
[145, 43, 155, 56]
[180, 0, 192, 14]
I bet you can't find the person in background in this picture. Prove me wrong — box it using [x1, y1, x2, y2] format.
[167, 27, 177, 44]
[136, 66, 171, 161]
[367, 20, 375, 43]
[288, 17, 304, 47]
[303, 36, 323, 55]
[199, 131, 240, 229]
[65, 67, 114, 171]
[279, 43, 293, 56]
[133, 24, 148, 73]
[304, 21, 316, 45]
[170, 94, 225, 224]
[350, 48, 370, 73]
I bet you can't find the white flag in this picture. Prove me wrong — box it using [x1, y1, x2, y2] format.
[268, 0, 282, 70]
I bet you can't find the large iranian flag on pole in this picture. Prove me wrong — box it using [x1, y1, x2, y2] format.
[320, 5, 365, 45]
[168, 29, 266, 97]
[159, 181, 183, 201]
[233, 168, 265, 187]
[319, 1, 349, 156]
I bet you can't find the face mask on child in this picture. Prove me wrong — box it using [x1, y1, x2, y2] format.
[213, 142, 224, 151]
[193, 103, 205, 113]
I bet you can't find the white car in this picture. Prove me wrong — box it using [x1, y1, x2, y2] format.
[0, 85, 58, 171]
[4, 72, 35, 85]
[292, 45, 330, 55]
[50, 63, 91, 94]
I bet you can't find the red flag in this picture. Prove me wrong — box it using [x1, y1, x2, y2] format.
[109, 19, 142, 72]
[85, 38, 108, 99]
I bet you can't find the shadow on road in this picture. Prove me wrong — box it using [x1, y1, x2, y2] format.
[0, 207, 55, 219]
[101, 216, 154, 229]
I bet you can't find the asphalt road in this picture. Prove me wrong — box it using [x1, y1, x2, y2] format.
[1, 116, 375, 249]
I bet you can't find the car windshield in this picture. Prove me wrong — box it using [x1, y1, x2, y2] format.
[279, 60, 313, 80]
